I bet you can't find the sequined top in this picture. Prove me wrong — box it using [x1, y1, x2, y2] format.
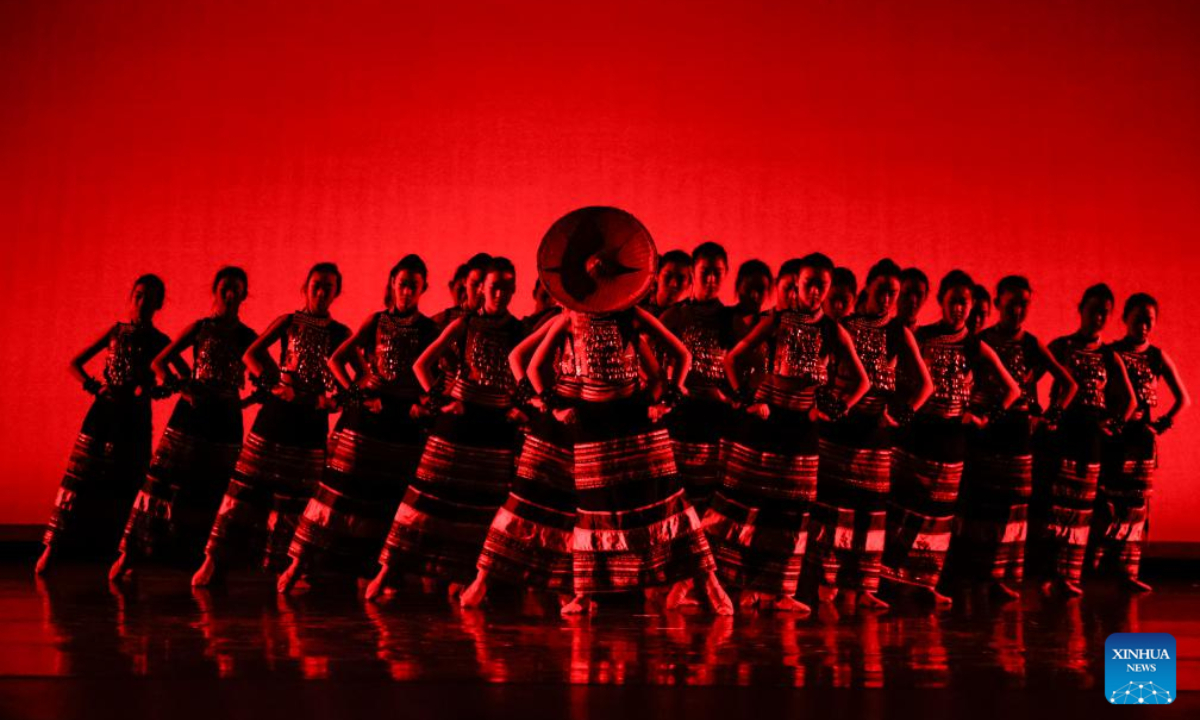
[733, 309, 772, 393]
[279, 312, 351, 397]
[363, 310, 437, 398]
[759, 310, 837, 411]
[102, 322, 171, 397]
[556, 312, 641, 401]
[666, 300, 734, 391]
[915, 322, 981, 418]
[1108, 340, 1164, 417]
[191, 318, 257, 399]
[842, 313, 904, 414]
[1048, 335, 1111, 411]
[449, 312, 524, 407]
[975, 328, 1045, 412]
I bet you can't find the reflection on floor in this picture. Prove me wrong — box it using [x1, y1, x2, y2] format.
[0, 562, 1196, 718]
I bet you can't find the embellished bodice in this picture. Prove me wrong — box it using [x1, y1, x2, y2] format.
[842, 313, 900, 414]
[759, 310, 835, 411]
[450, 312, 523, 407]
[365, 311, 436, 397]
[1051, 335, 1109, 411]
[676, 301, 732, 389]
[977, 328, 1043, 412]
[280, 312, 350, 397]
[1110, 341, 1163, 416]
[556, 313, 640, 401]
[917, 323, 979, 418]
[192, 318, 256, 398]
[102, 322, 170, 396]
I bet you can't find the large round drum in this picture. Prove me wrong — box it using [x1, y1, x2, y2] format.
[537, 206, 657, 314]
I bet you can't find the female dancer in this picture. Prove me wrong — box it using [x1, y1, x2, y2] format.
[730, 259, 774, 397]
[1030, 283, 1136, 598]
[945, 275, 1077, 600]
[192, 263, 350, 586]
[660, 242, 735, 511]
[713, 253, 870, 612]
[880, 269, 1020, 608]
[366, 258, 524, 602]
[459, 309, 577, 607]
[529, 303, 733, 616]
[111, 268, 257, 580]
[38, 275, 171, 573]
[1088, 293, 1188, 591]
[278, 256, 438, 593]
[804, 259, 934, 610]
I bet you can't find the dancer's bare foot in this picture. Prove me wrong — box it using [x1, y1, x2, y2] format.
[447, 582, 466, 604]
[665, 580, 691, 610]
[1122, 577, 1153, 593]
[191, 555, 222, 588]
[702, 572, 734, 616]
[858, 591, 889, 610]
[34, 545, 52, 576]
[816, 584, 838, 604]
[276, 557, 304, 595]
[771, 595, 812, 615]
[991, 580, 1020, 601]
[460, 573, 489, 608]
[926, 587, 954, 608]
[560, 593, 592, 616]
[364, 565, 392, 602]
[108, 552, 130, 584]
[738, 590, 760, 609]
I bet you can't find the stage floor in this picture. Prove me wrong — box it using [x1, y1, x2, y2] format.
[0, 562, 1196, 718]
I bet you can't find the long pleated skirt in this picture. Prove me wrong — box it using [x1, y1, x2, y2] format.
[1029, 408, 1105, 584]
[476, 409, 577, 593]
[379, 402, 517, 584]
[119, 396, 243, 565]
[804, 411, 893, 593]
[1087, 420, 1156, 581]
[880, 415, 965, 591]
[204, 396, 329, 571]
[944, 411, 1033, 586]
[667, 396, 731, 513]
[289, 396, 426, 578]
[44, 396, 153, 558]
[571, 395, 715, 594]
[703, 404, 819, 596]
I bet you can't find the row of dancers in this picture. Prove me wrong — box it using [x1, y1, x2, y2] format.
[34, 244, 1188, 616]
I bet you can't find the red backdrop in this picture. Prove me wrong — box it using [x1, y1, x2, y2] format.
[1, 0, 1197, 539]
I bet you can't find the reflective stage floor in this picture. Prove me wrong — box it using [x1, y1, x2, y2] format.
[0, 561, 1196, 719]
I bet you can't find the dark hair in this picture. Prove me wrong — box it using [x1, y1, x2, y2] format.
[936, 269, 975, 302]
[383, 254, 429, 306]
[797, 252, 835, 274]
[532, 277, 545, 298]
[778, 258, 803, 279]
[211, 266, 248, 295]
[660, 249, 693, 270]
[450, 263, 470, 289]
[971, 283, 991, 304]
[899, 267, 929, 289]
[304, 262, 343, 295]
[831, 266, 857, 293]
[996, 275, 1031, 298]
[1079, 283, 1115, 310]
[466, 253, 494, 274]
[485, 256, 516, 278]
[132, 274, 166, 310]
[865, 258, 903, 287]
[1123, 292, 1158, 319]
[736, 259, 773, 287]
[691, 241, 728, 265]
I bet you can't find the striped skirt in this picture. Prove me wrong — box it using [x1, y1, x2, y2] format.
[120, 397, 243, 565]
[804, 412, 892, 593]
[44, 396, 153, 558]
[703, 404, 818, 596]
[945, 411, 1033, 585]
[1029, 409, 1105, 584]
[572, 396, 715, 594]
[881, 415, 965, 591]
[380, 403, 517, 584]
[204, 396, 329, 571]
[1088, 420, 1156, 580]
[476, 410, 577, 593]
[667, 396, 730, 513]
[289, 397, 425, 578]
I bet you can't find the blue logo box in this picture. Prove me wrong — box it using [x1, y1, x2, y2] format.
[1105, 633, 1176, 705]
